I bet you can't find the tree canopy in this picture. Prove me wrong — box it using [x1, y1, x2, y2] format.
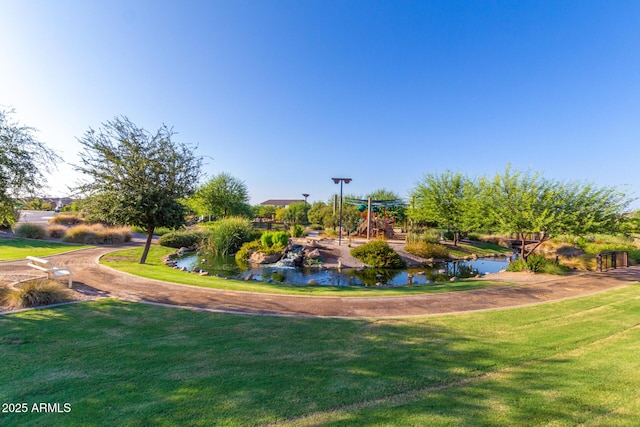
[411, 167, 632, 259]
[0, 108, 60, 227]
[411, 171, 478, 245]
[75, 116, 202, 263]
[190, 172, 250, 220]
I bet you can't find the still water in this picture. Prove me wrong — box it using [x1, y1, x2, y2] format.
[175, 254, 509, 287]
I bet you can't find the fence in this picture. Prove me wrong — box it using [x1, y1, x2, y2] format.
[596, 251, 629, 272]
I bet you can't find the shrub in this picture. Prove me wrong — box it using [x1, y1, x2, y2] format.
[63, 224, 99, 244]
[290, 224, 306, 238]
[47, 224, 68, 239]
[350, 239, 406, 268]
[206, 217, 253, 256]
[235, 241, 262, 262]
[309, 224, 324, 231]
[98, 226, 133, 244]
[1, 280, 72, 309]
[14, 223, 48, 239]
[404, 242, 450, 259]
[159, 229, 208, 248]
[62, 224, 132, 245]
[406, 229, 440, 244]
[270, 231, 290, 248]
[260, 232, 273, 248]
[48, 213, 84, 226]
[506, 253, 563, 273]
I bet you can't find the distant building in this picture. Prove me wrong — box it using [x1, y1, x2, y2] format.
[260, 199, 304, 208]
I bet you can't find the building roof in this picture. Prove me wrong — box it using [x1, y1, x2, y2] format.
[260, 199, 304, 206]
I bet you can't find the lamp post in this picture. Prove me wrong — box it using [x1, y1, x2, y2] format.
[302, 193, 309, 224]
[331, 178, 352, 245]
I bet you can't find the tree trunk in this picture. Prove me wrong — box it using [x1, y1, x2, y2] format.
[520, 233, 527, 261]
[453, 231, 459, 246]
[139, 225, 155, 264]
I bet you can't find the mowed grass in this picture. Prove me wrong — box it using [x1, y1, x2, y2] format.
[0, 237, 92, 261]
[2, 284, 640, 426]
[447, 240, 513, 258]
[101, 245, 510, 296]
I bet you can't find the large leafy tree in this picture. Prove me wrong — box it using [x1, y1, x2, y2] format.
[75, 116, 202, 264]
[0, 108, 60, 227]
[411, 171, 478, 245]
[479, 167, 630, 260]
[191, 172, 250, 220]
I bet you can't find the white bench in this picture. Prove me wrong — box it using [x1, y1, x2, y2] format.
[26, 256, 73, 288]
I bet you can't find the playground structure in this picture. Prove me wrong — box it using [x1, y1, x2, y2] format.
[345, 198, 407, 240]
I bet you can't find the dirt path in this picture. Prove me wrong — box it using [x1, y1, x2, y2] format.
[2, 244, 640, 318]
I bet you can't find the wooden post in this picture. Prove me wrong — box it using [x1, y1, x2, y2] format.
[367, 197, 372, 241]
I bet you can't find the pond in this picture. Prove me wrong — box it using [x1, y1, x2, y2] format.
[174, 253, 509, 287]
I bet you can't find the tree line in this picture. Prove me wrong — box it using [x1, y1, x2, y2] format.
[2, 108, 637, 264]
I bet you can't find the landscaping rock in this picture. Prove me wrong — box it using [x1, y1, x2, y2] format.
[249, 252, 282, 264]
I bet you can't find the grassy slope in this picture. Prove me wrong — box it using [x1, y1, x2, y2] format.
[0, 237, 92, 261]
[101, 246, 509, 296]
[447, 240, 513, 258]
[1, 284, 640, 426]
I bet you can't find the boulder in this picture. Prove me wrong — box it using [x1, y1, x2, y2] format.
[249, 251, 282, 264]
[306, 248, 321, 259]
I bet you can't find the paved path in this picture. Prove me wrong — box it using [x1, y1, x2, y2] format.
[2, 244, 640, 318]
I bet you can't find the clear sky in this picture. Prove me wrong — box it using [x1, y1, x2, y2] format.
[1, 0, 639, 209]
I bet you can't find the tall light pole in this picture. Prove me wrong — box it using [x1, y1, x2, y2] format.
[302, 193, 309, 224]
[331, 178, 351, 245]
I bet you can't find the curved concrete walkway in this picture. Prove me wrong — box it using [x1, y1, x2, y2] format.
[2, 244, 640, 318]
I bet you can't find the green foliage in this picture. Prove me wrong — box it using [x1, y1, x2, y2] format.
[290, 224, 306, 238]
[235, 241, 262, 261]
[205, 216, 253, 256]
[1, 279, 71, 309]
[0, 200, 19, 229]
[480, 166, 630, 260]
[14, 222, 48, 239]
[260, 232, 273, 248]
[189, 172, 250, 220]
[406, 228, 440, 244]
[350, 239, 406, 268]
[506, 253, 568, 274]
[74, 115, 202, 263]
[271, 231, 290, 248]
[158, 229, 209, 248]
[0, 108, 61, 227]
[404, 242, 450, 259]
[411, 171, 478, 245]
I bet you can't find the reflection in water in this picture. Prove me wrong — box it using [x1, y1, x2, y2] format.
[175, 253, 509, 287]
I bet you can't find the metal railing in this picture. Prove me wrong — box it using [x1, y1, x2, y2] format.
[596, 251, 629, 272]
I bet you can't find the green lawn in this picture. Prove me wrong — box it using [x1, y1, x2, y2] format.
[0, 237, 92, 261]
[101, 246, 510, 296]
[447, 240, 513, 258]
[1, 284, 640, 426]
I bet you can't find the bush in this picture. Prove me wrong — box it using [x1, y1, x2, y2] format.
[48, 213, 84, 226]
[262, 231, 289, 248]
[235, 241, 263, 262]
[260, 232, 273, 248]
[47, 224, 68, 239]
[406, 229, 440, 244]
[290, 224, 306, 238]
[62, 224, 132, 245]
[14, 223, 48, 239]
[1, 280, 72, 309]
[158, 229, 208, 248]
[404, 242, 450, 259]
[206, 217, 253, 256]
[350, 239, 406, 268]
[506, 253, 567, 274]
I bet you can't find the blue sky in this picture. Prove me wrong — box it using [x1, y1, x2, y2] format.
[1, 0, 639, 209]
